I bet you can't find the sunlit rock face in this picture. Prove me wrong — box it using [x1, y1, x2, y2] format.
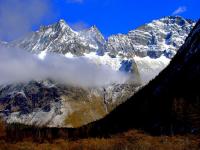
[9, 19, 106, 56]
[107, 16, 195, 58]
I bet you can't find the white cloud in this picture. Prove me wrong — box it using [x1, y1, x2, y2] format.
[172, 6, 187, 15]
[0, 0, 52, 41]
[0, 46, 131, 88]
[70, 21, 89, 31]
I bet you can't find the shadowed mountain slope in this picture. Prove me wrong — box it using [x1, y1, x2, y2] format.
[80, 19, 200, 136]
[4, 19, 200, 141]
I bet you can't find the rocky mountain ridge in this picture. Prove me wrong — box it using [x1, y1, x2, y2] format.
[3, 16, 194, 58]
[74, 19, 200, 136]
[107, 16, 195, 58]
[4, 19, 200, 140]
[0, 16, 196, 127]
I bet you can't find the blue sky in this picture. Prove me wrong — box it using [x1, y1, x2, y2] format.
[48, 0, 199, 37]
[0, 0, 199, 41]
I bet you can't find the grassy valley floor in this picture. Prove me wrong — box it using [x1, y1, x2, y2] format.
[0, 128, 200, 150]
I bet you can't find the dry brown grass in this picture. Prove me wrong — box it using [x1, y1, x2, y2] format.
[0, 128, 200, 150]
[64, 96, 107, 127]
[0, 117, 199, 150]
[0, 119, 6, 138]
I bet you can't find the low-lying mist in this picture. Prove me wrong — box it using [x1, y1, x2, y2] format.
[0, 47, 131, 88]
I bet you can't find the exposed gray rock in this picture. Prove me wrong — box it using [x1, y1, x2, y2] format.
[107, 16, 195, 58]
[9, 20, 106, 56]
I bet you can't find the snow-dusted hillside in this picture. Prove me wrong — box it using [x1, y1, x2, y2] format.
[10, 20, 105, 56]
[107, 16, 195, 58]
[8, 16, 194, 83]
[0, 16, 195, 127]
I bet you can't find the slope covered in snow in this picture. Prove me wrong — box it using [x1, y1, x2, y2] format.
[7, 16, 195, 84]
[10, 20, 106, 56]
[107, 16, 195, 58]
[77, 19, 200, 136]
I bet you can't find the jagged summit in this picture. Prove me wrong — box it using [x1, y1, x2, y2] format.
[6, 16, 194, 58]
[9, 19, 105, 55]
[58, 19, 67, 24]
[38, 19, 72, 33]
[161, 16, 195, 24]
[54, 19, 72, 31]
[71, 19, 200, 137]
[88, 25, 99, 31]
[107, 16, 195, 58]
[87, 25, 105, 41]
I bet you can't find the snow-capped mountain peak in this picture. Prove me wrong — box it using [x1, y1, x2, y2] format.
[9, 19, 106, 55]
[0, 16, 197, 128]
[107, 16, 195, 58]
[7, 16, 195, 59]
[55, 19, 74, 32]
